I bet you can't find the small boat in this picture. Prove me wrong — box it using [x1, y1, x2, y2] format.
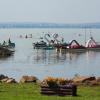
[33, 33, 55, 50]
[86, 36, 100, 51]
[67, 40, 86, 52]
[0, 46, 14, 57]
[33, 40, 47, 49]
[33, 41, 55, 50]
[2, 38, 15, 52]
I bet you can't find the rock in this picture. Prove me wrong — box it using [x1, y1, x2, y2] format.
[96, 77, 100, 82]
[0, 74, 17, 83]
[6, 78, 16, 83]
[1, 78, 17, 83]
[20, 75, 38, 83]
[89, 80, 100, 86]
[73, 76, 96, 83]
[1, 78, 9, 82]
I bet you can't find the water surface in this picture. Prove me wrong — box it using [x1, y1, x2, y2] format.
[0, 28, 100, 81]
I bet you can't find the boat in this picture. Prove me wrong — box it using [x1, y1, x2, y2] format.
[33, 40, 47, 49]
[33, 41, 55, 50]
[33, 33, 55, 50]
[2, 38, 15, 47]
[2, 38, 15, 52]
[86, 36, 100, 51]
[0, 46, 14, 57]
[67, 40, 86, 52]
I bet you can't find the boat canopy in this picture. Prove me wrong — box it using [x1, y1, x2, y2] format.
[85, 37, 97, 47]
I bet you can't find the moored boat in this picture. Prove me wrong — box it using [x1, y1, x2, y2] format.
[2, 38, 15, 52]
[2, 38, 15, 47]
[0, 46, 14, 57]
[85, 36, 100, 51]
[33, 33, 56, 50]
[67, 40, 86, 52]
[33, 40, 47, 49]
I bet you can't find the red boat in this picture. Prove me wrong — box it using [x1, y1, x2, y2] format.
[67, 40, 86, 52]
[85, 36, 100, 50]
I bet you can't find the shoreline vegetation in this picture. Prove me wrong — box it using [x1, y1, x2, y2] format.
[0, 75, 100, 100]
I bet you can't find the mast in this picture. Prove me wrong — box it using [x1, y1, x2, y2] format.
[85, 28, 86, 46]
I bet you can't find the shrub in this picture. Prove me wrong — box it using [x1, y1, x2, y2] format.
[41, 77, 71, 87]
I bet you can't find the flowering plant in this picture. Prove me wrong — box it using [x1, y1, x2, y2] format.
[44, 77, 58, 87]
[57, 78, 68, 85]
[41, 77, 70, 87]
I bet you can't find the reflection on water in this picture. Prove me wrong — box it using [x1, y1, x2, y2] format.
[86, 50, 99, 58]
[32, 49, 100, 79]
[33, 49, 86, 65]
[86, 51, 100, 62]
[0, 54, 14, 63]
[34, 50, 66, 64]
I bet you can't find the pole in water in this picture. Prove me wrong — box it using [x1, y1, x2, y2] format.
[25, 35, 28, 38]
[85, 28, 86, 46]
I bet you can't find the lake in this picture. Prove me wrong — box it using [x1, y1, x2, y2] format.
[0, 28, 100, 81]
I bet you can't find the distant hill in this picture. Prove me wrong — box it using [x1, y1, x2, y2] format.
[0, 22, 100, 28]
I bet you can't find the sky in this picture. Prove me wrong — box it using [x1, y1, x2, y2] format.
[0, 0, 100, 23]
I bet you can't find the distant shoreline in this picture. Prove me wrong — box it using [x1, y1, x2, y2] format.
[0, 22, 100, 28]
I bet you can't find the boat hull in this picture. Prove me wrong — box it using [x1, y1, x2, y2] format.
[86, 47, 100, 51]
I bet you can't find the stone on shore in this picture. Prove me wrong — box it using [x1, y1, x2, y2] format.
[1, 78, 9, 82]
[20, 75, 38, 83]
[97, 77, 100, 82]
[0, 74, 17, 83]
[73, 76, 96, 83]
[6, 78, 17, 83]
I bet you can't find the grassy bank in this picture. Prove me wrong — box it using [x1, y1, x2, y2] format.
[0, 83, 100, 100]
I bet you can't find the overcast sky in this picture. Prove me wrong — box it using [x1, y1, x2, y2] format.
[0, 0, 100, 23]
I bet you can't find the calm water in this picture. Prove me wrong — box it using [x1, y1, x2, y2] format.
[0, 28, 100, 81]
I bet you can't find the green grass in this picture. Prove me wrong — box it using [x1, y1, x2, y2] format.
[0, 83, 100, 100]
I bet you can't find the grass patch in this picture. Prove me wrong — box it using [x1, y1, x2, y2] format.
[0, 83, 100, 100]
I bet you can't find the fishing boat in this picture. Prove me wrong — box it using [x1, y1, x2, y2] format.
[0, 46, 14, 57]
[67, 40, 86, 52]
[85, 36, 100, 51]
[2, 38, 15, 52]
[33, 40, 47, 49]
[33, 41, 55, 50]
[33, 33, 55, 50]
